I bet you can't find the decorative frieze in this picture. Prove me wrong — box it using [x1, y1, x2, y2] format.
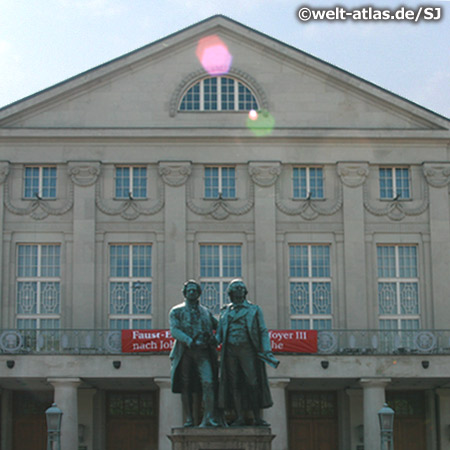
[248, 162, 281, 187]
[186, 181, 254, 220]
[423, 163, 450, 188]
[337, 162, 369, 187]
[158, 161, 192, 186]
[68, 161, 101, 187]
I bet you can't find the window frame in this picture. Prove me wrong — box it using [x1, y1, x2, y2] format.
[377, 244, 420, 330]
[109, 244, 153, 330]
[199, 243, 242, 315]
[179, 76, 259, 112]
[23, 166, 57, 200]
[16, 243, 61, 330]
[379, 166, 411, 200]
[204, 166, 236, 199]
[292, 166, 324, 200]
[289, 244, 333, 330]
[114, 166, 148, 200]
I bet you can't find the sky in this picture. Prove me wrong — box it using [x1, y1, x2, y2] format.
[0, 0, 449, 118]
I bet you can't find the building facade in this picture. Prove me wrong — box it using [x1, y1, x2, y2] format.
[0, 15, 450, 450]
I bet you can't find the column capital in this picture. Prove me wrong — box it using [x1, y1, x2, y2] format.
[423, 163, 450, 188]
[248, 161, 281, 187]
[436, 388, 450, 398]
[48, 377, 82, 388]
[68, 161, 101, 186]
[337, 162, 369, 187]
[360, 378, 391, 388]
[158, 161, 191, 186]
[269, 377, 290, 389]
[154, 377, 172, 389]
[0, 162, 10, 185]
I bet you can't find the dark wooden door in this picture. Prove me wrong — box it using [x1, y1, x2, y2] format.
[106, 391, 158, 450]
[13, 391, 52, 450]
[288, 391, 338, 450]
[386, 391, 426, 450]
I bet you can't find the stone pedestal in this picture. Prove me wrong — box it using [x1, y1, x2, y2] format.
[168, 427, 275, 450]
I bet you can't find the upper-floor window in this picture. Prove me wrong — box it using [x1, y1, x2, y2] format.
[289, 244, 332, 330]
[293, 167, 324, 199]
[204, 166, 236, 199]
[16, 244, 61, 330]
[109, 244, 152, 329]
[179, 76, 259, 111]
[379, 167, 410, 200]
[199, 244, 242, 315]
[115, 166, 147, 199]
[377, 245, 419, 330]
[24, 166, 57, 199]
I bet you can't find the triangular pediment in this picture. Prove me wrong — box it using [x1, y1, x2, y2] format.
[0, 15, 448, 131]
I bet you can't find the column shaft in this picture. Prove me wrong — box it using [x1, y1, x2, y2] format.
[360, 378, 390, 450]
[264, 378, 290, 450]
[155, 377, 183, 450]
[48, 378, 82, 450]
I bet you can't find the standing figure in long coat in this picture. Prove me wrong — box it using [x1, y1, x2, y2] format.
[216, 279, 279, 426]
[169, 280, 219, 427]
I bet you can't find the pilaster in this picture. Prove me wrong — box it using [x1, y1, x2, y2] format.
[423, 163, 450, 327]
[337, 162, 369, 328]
[68, 161, 101, 328]
[48, 377, 82, 450]
[0, 162, 10, 328]
[359, 378, 390, 450]
[159, 162, 191, 322]
[248, 161, 281, 327]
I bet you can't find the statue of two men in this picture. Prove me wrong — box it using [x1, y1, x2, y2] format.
[169, 279, 279, 427]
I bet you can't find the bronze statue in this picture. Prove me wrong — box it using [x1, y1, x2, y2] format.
[169, 280, 219, 427]
[216, 279, 279, 426]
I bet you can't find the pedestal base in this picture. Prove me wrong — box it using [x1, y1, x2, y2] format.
[168, 426, 275, 450]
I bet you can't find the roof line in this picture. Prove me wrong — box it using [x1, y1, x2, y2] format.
[0, 14, 448, 123]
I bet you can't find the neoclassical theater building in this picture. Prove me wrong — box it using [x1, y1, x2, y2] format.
[0, 15, 449, 450]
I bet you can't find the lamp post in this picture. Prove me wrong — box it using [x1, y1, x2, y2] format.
[378, 403, 395, 450]
[46, 403, 63, 450]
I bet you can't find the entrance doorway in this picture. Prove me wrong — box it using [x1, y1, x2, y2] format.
[106, 391, 158, 450]
[13, 391, 52, 450]
[288, 391, 338, 450]
[386, 391, 426, 450]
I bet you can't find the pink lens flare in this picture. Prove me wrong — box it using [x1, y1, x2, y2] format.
[196, 35, 232, 76]
[248, 110, 258, 121]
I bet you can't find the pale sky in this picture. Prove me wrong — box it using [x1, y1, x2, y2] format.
[1, 0, 449, 118]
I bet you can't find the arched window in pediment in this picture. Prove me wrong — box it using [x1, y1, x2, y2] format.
[179, 76, 259, 112]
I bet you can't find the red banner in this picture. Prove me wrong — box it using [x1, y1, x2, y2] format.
[268, 330, 317, 353]
[121, 329, 317, 354]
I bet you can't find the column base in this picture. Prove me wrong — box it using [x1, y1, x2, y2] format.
[168, 426, 275, 450]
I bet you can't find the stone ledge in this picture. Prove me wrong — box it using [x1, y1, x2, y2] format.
[168, 426, 275, 450]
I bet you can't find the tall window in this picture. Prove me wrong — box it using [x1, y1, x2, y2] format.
[16, 244, 61, 329]
[204, 167, 236, 199]
[109, 244, 152, 329]
[378, 245, 419, 330]
[379, 167, 410, 200]
[24, 166, 57, 199]
[289, 244, 332, 330]
[293, 167, 324, 199]
[199, 244, 242, 315]
[115, 167, 147, 199]
[179, 76, 258, 111]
